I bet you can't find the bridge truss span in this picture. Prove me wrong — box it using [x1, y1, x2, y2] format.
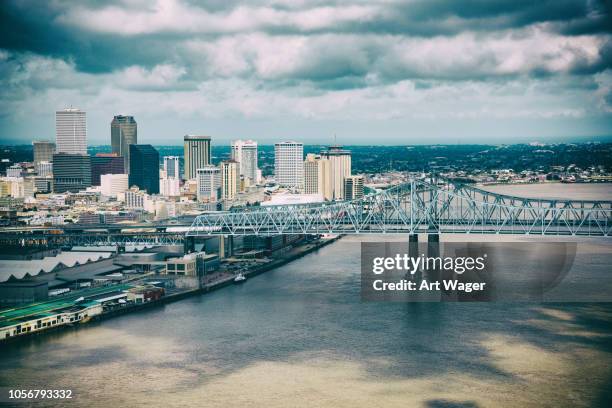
[187, 179, 612, 237]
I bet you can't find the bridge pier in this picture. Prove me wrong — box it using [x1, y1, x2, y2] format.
[427, 233, 441, 283]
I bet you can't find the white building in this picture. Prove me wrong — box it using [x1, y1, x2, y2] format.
[6, 164, 22, 178]
[160, 177, 180, 197]
[262, 193, 324, 206]
[163, 156, 180, 179]
[321, 145, 351, 200]
[231, 140, 259, 184]
[100, 173, 129, 197]
[36, 161, 53, 177]
[274, 141, 304, 189]
[125, 187, 148, 209]
[304, 154, 332, 200]
[196, 165, 221, 202]
[220, 160, 239, 200]
[56, 108, 87, 154]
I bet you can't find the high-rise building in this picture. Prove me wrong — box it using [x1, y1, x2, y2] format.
[220, 160, 239, 201]
[32, 141, 55, 164]
[184, 135, 211, 180]
[129, 145, 160, 194]
[52, 153, 91, 193]
[231, 140, 258, 184]
[111, 115, 137, 172]
[304, 154, 332, 200]
[91, 153, 125, 186]
[321, 145, 351, 200]
[344, 175, 364, 200]
[196, 165, 221, 202]
[56, 108, 87, 155]
[36, 161, 53, 177]
[163, 156, 180, 179]
[100, 174, 129, 197]
[274, 141, 303, 189]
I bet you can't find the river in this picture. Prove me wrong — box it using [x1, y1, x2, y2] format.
[0, 184, 611, 407]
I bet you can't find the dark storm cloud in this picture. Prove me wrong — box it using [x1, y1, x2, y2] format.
[0, 0, 611, 143]
[1, 0, 610, 77]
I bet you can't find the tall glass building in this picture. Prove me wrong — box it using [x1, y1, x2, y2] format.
[111, 115, 137, 173]
[52, 153, 91, 193]
[184, 135, 211, 180]
[129, 144, 160, 194]
[91, 153, 125, 186]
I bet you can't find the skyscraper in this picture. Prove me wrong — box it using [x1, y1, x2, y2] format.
[344, 175, 364, 200]
[52, 153, 91, 193]
[274, 141, 304, 189]
[91, 153, 125, 186]
[196, 165, 221, 202]
[129, 145, 160, 194]
[163, 156, 180, 179]
[231, 140, 259, 184]
[32, 141, 55, 164]
[111, 115, 137, 172]
[321, 145, 351, 200]
[184, 135, 211, 180]
[304, 154, 332, 200]
[56, 108, 87, 154]
[220, 160, 239, 201]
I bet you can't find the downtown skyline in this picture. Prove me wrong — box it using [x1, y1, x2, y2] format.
[0, 0, 611, 145]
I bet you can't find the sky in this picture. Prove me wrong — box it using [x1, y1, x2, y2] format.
[0, 0, 611, 146]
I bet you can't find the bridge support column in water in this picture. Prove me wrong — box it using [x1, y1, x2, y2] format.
[427, 233, 441, 284]
[408, 234, 420, 281]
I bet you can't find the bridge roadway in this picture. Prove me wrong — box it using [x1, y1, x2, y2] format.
[0, 179, 610, 247]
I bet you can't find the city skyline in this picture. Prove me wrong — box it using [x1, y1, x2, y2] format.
[1, 0, 611, 145]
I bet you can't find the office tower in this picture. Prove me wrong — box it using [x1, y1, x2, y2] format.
[129, 145, 160, 194]
[56, 108, 87, 154]
[184, 135, 211, 180]
[91, 153, 125, 186]
[111, 115, 137, 172]
[196, 165, 221, 202]
[6, 165, 22, 178]
[163, 156, 180, 179]
[32, 141, 55, 164]
[304, 154, 332, 200]
[344, 175, 364, 200]
[52, 153, 91, 193]
[160, 177, 180, 197]
[231, 140, 259, 184]
[220, 160, 239, 201]
[321, 145, 351, 200]
[36, 161, 53, 177]
[274, 141, 304, 189]
[100, 174, 129, 197]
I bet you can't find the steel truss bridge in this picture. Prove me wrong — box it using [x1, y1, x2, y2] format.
[0, 179, 610, 248]
[187, 179, 612, 237]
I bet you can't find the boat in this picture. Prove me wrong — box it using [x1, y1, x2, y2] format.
[233, 273, 247, 284]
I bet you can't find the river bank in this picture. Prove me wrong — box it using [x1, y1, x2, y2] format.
[0, 235, 341, 345]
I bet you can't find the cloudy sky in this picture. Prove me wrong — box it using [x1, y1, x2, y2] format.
[0, 0, 611, 145]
